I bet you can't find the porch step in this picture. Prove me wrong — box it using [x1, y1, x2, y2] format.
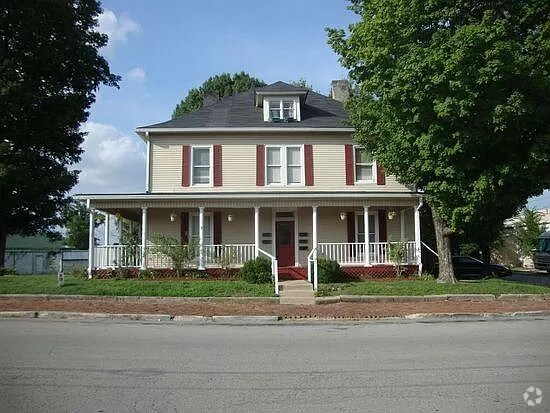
[279, 280, 315, 305]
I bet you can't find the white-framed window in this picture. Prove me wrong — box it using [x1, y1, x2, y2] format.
[354, 146, 375, 183]
[190, 213, 213, 245]
[265, 98, 300, 122]
[265, 145, 303, 186]
[191, 146, 212, 186]
[356, 214, 378, 243]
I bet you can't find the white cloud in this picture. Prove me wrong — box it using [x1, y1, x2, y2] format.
[72, 122, 145, 194]
[97, 10, 140, 52]
[126, 67, 146, 83]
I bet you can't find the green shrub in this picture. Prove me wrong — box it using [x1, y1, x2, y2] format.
[138, 268, 154, 280]
[238, 257, 272, 284]
[317, 257, 344, 283]
[0, 267, 18, 276]
[69, 267, 87, 279]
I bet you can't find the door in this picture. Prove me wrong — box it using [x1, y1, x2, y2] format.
[276, 221, 295, 267]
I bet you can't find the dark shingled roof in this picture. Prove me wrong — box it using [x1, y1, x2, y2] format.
[140, 81, 349, 129]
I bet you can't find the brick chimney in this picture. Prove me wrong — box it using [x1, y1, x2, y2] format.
[202, 91, 219, 107]
[330, 80, 350, 103]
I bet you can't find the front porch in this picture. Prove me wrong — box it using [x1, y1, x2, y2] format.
[82, 195, 423, 294]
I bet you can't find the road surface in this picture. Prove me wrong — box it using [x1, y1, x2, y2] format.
[0, 318, 548, 412]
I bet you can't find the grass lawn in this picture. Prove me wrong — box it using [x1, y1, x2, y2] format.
[317, 278, 550, 297]
[0, 275, 274, 297]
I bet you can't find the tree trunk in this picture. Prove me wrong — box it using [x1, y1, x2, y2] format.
[0, 227, 6, 271]
[432, 210, 457, 283]
[481, 244, 491, 277]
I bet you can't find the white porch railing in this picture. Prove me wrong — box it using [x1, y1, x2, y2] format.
[317, 241, 417, 265]
[258, 248, 279, 296]
[94, 245, 141, 268]
[94, 244, 255, 269]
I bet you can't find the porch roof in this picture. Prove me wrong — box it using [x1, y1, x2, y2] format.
[75, 191, 421, 211]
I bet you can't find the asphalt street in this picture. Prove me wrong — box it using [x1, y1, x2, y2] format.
[0, 318, 548, 412]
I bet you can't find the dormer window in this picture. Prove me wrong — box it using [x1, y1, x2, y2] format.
[261, 96, 301, 122]
[268, 99, 296, 122]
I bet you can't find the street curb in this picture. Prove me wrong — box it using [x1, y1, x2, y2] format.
[316, 293, 547, 304]
[404, 310, 550, 321]
[0, 311, 548, 324]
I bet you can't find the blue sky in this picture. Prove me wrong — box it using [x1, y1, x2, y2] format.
[74, 0, 549, 210]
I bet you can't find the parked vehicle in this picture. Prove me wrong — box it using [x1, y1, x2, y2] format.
[534, 231, 550, 273]
[435, 255, 512, 279]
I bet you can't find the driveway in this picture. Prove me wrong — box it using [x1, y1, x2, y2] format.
[504, 271, 550, 286]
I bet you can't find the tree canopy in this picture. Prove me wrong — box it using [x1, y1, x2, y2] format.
[0, 0, 119, 264]
[328, 0, 550, 281]
[172, 72, 265, 118]
[61, 201, 103, 250]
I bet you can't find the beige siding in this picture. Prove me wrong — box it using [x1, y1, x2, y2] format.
[149, 134, 413, 193]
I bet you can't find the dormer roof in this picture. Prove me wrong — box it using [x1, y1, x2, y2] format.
[254, 81, 309, 106]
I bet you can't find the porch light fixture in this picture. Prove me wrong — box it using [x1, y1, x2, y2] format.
[169, 212, 176, 222]
[388, 210, 396, 220]
[339, 212, 347, 221]
[227, 213, 234, 222]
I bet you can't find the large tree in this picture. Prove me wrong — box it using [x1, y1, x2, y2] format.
[0, 1, 119, 264]
[328, 0, 550, 282]
[172, 72, 265, 118]
[61, 201, 103, 250]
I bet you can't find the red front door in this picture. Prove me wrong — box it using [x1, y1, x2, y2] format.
[276, 221, 295, 267]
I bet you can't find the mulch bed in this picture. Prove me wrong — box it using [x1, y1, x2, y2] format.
[1, 296, 549, 319]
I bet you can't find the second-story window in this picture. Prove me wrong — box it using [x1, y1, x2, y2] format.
[354, 147, 375, 183]
[192, 146, 212, 185]
[265, 145, 303, 186]
[268, 99, 296, 122]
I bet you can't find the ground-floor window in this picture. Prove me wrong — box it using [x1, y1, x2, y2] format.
[190, 214, 213, 245]
[356, 214, 377, 243]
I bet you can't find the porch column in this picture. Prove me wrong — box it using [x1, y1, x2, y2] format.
[400, 210, 405, 240]
[104, 213, 110, 246]
[254, 206, 260, 257]
[198, 207, 205, 270]
[87, 200, 94, 279]
[414, 201, 422, 273]
[312, 206, 318, 253]
[364, 205, 370, 266]
[141, 207, 148, 270]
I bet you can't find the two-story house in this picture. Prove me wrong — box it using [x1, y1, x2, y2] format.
[78, 81, 422, 293]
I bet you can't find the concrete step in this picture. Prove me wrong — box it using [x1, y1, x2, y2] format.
[279, 280, 315, 305]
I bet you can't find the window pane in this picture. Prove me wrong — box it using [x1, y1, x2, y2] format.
[356, 165, 373, 181]
[269, 101, 281, 119]
[266, 147, 281, 165]
[282, 100, 294, 119]
[286, 147, 301, 165]
[267, 166, 281, 183]
[193, 148, 210, 166]
[287, 166, 301, 184]
[193, 166, 210, 184]
[190, 216, 212, 244]
[369, 215, 376, 242]
[355, 148, 372, 164]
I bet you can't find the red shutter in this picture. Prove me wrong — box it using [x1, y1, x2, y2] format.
[213, 145, 222, 187]
[378, 210, 387, 242]
[344, 144, 354, 185]
[304, 144, 314, 186]
[376, 163, 386, 185]
[256, 144, 265, 186]
[346, 212, 356, 243]
[180, 212, 189, 244]
[181, 146, 190, 187]
[213, 211, 222, 245]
